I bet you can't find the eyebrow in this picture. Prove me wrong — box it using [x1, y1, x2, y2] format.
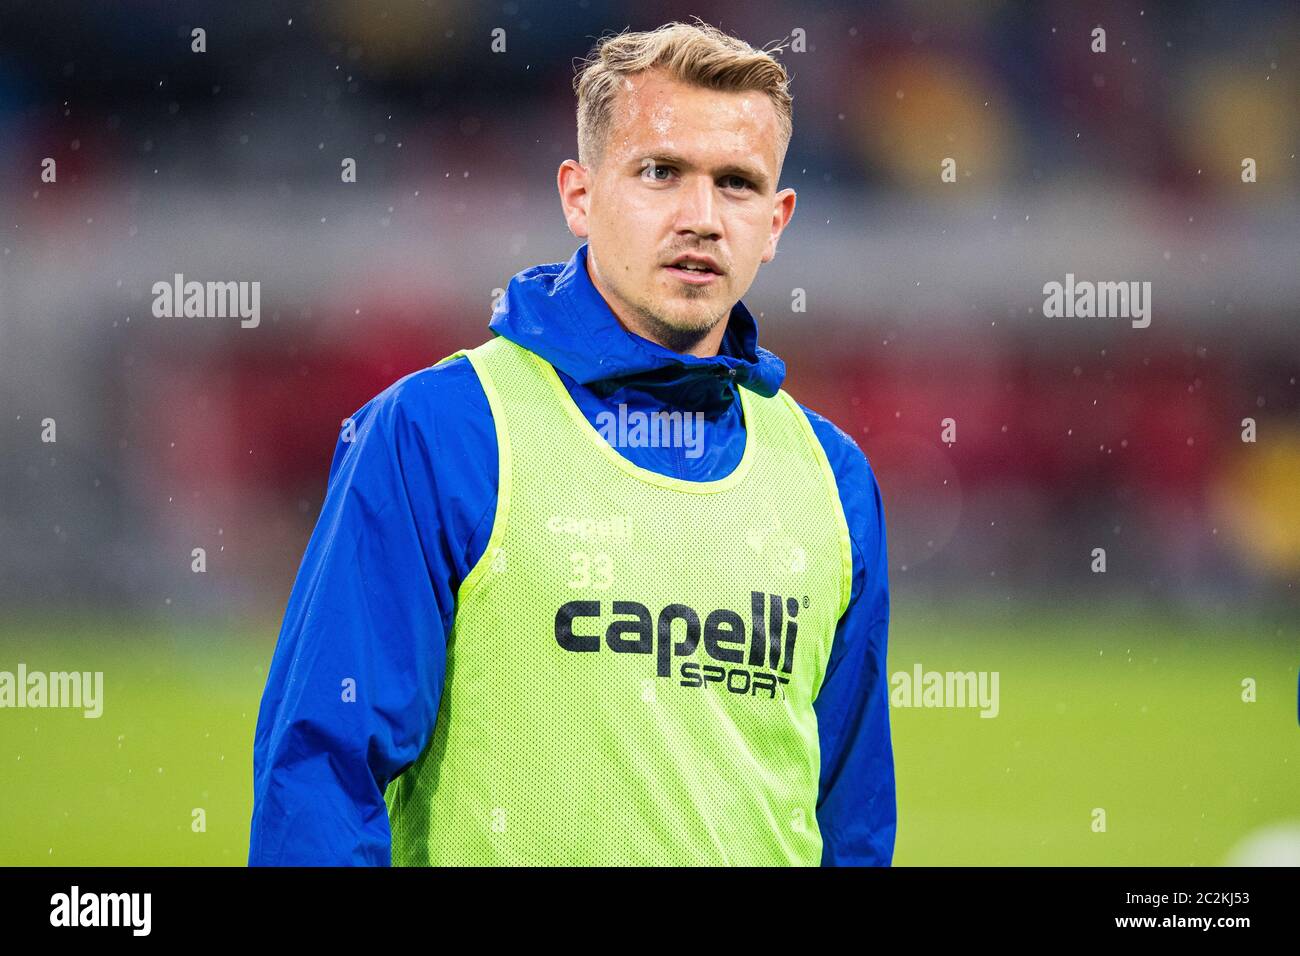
[634, 152, 771, 193]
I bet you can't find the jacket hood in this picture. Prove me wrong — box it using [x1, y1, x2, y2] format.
[487, 242, 786, 405]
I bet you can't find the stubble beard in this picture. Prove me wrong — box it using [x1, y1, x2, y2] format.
[626, 284, 728, 354]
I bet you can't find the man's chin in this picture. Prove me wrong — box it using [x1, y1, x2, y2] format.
[644, 297, 718, 326]
[639, 303, 727, 342]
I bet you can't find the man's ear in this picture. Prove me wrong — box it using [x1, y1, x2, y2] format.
[558, 159, 591, 238]
[761, 187, 796, 263]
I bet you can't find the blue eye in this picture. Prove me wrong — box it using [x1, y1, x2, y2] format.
[723, 175, 752, 191]
[643, 162, 673, 181]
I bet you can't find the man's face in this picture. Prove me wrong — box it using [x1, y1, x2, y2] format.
[559, 69, 796, 353]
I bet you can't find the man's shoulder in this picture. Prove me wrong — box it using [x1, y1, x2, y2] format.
[353, 352, 491, 435]
[786, 396, 876, 487]
[324, 351, 497, 497]
[782, 395, 888, 606]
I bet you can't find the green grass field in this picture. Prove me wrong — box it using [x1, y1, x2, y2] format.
[1, 600, 1295, 865]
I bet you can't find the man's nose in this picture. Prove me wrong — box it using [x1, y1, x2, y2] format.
[674, 174, 723, 239]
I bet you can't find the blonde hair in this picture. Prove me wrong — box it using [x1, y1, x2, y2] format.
[572, 19, 794, 176]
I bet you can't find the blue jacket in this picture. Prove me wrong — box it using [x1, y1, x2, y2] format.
[248, 242, 895, 865]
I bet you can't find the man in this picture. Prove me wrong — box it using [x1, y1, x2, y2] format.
[248, 20, 894, 866]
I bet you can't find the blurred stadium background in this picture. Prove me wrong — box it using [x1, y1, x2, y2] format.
[0, 0, 1296, 865]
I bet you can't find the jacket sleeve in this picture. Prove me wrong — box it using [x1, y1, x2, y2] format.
[248, 381, 457, 866]
[810, 426, 896, 866]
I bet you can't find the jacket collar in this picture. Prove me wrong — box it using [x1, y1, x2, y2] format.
[487, 242, 785, 400]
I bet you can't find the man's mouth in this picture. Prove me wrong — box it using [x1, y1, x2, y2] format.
[663, 255, 723, 285]
[664, 264, 721, 285]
